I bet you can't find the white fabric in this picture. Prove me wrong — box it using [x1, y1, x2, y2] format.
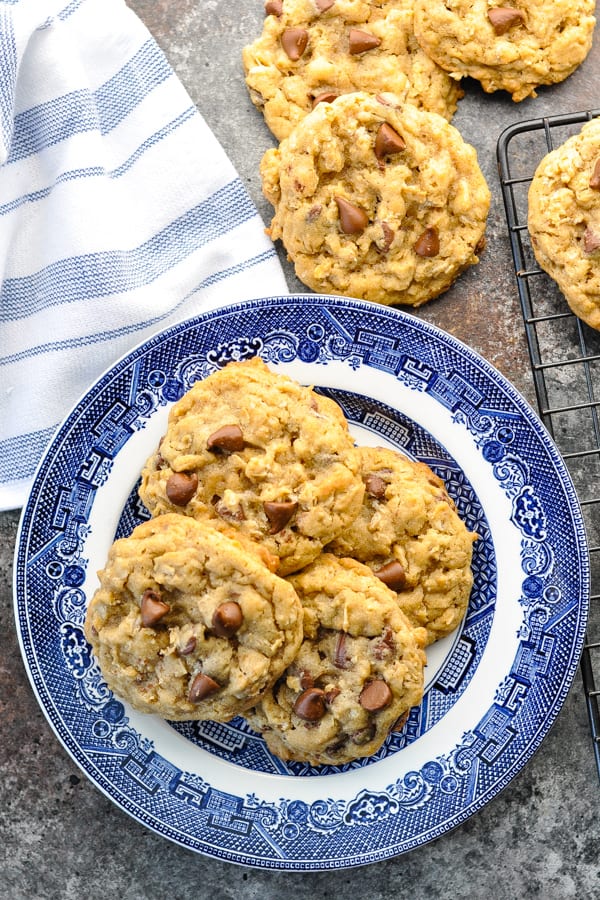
[0, 0, 288, 510]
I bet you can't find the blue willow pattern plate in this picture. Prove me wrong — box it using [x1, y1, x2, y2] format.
[14, 295, 589, 869]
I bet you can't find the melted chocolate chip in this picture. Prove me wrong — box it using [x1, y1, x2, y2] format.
[179, 636, 197, 656]
[414, 226, 440, 257]
[312, 91, 338, 108]
[264, 0, 282, 15]
[334, 632, 349, 668]
[348, 28, 381, 54]
[281, 27, 309, 60]
[212, 601, 243, 638]
[590, 159, 600, 190]
[263, 500, 298, 533]
[211, 495, 246, 523]
[374, 123, 406, 160]
[315, 0, 335, 10]
[365, 473, 386, 499]
[335, 196, 369, 234]
[188, 673, 220, 703]
[166, 471, 198, 507]
[293, 687, 327, 721]
[359, 679, 392, 711]
[300, 670, 314, 690]
[584, 227, 600, 253]
[206, 424, 245, 453]
[390, 710, 409, 733]
[140, 589, 170, 627]
[487, 7, 525, 35]
[373, 560, 407, 592]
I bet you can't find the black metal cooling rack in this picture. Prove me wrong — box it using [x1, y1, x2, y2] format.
[497, 108, 600, 780]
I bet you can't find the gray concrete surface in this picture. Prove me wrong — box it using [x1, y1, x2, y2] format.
[2, 2, 600, 897]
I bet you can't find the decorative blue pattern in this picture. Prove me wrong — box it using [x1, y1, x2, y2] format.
[14, 296, 589, 869]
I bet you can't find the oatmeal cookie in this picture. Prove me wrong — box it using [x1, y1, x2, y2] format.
[328, 446, 477, 644]
[84, 515, 303, 722]
[242, 0, 462, 141]
[528, 116, 600, 330]
[245, 553, 426, 765]
[139, 357, 365, 575]
[260, 91, 490, 306]
[413, 0, 596, 102]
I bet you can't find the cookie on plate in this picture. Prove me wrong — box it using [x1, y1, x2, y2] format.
[260, 91, 490, 306]
[328, 446, 477, 645]
[413, 0, 596, 102]
[528, 116, 600, 331]
[139, 357, 365, 576]
[242, 0, 463, 141]
[245, 553, 426, 766]
[84, 515, 303, 722]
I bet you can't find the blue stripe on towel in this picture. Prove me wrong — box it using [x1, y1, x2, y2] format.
[7, 39, 171, 162]
[0, 426, 57, 481]
[0, 179, 258, 321]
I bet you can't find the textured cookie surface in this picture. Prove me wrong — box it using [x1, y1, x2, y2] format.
[413, 0, 595, 102]
[261, 92, 490, 306]
[243, 0, 462, 141]
[528, 117, 600, 331]
[84, 515, 303, 721]
[139, 357, 364, 575]
[328, 446, 477, 644]
[245, 553, 426, 766]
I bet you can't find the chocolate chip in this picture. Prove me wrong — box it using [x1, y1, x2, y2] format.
[374, 123, 406, 160]
[334, 632, 350, 668]
[179, 636, 197, 656]
[475, 234, 487, 255]
[365, 473, 386, 499]
[335, 196, 369, 234]
[373, 626, 396, 660]
[359, 679, 392, 711]
[487, 7, 525, 35]
[293, 687, 327, 721]
[300, 670, 314, 690]
[373, 560, 407, 592]
[312, 91, 338, 108]
[206, 424, 245, 453]
[188, 672, 220, 703]
[140, 589, 170, 627]
[212, 601, 243, 638]
[166, 471, 198, 506]
[281, 27, 308, 60]
[590, 159, 600, 190]
[265, 0, 282, 15]
[306, 204, 323, 222]
[584, 227, 600, 253]
[414, 226, 440, 257]
[315, 0, 335, 10]
[211, 495, 246, 523]
[390, 710, 409, 732]
[375, 221, 395, 253]
[263, 500, 298, 533]
[348, 28, 381, 54]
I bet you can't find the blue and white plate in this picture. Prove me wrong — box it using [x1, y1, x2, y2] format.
[14, 295, 589, 869]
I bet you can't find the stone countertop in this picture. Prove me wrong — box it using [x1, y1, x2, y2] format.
[1, 2, 600, 897]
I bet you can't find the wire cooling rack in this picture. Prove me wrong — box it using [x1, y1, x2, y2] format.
[497, 108, 600, 780]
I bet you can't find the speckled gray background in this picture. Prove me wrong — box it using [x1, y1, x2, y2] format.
[2, 2, 600, 897]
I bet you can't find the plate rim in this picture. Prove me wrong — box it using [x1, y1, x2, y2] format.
[13, 293, 590, 868]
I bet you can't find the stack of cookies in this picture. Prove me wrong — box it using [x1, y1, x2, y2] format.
[242, 0, 595, 309]
[85, 358, 477, 766]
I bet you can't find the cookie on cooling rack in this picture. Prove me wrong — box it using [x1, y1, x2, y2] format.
[139, 357, 365, 575]
[245, 553, 426, 766]
[528, 116, 600, 331]
[242, 0, 462, 141]
[260, 91, 490, 306]
[413, 0, 596, 102]
[328, 445, 477, 645]
[84, 515, 304, 722]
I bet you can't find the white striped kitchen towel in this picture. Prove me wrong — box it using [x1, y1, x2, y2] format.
[0, 0, 288, 511]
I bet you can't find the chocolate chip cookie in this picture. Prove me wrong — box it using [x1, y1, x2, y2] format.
[84, 514, 303, 721]
[245, 553, 426, 766]
[260, 91, 489, 306]
[243, 0, 463, 141]
[139, 357, 365, 575]
[413, 0, 596, 102]
[328, 446, 477, 645]
[528, 116, 600, 330]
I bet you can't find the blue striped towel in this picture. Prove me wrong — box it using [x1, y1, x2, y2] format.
[0, 0, 288, 511]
